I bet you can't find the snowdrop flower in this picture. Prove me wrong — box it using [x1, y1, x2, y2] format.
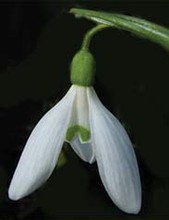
[8, 49, 141, 214]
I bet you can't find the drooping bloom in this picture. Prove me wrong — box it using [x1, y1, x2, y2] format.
[8, 49, 141, 214]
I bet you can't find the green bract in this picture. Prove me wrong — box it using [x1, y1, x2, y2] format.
[70, 49, 96, 86]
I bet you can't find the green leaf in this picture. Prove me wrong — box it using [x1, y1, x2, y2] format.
[70, 8, 169, 51]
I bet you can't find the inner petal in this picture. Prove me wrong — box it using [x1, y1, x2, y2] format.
[65, 86, 91, 143]
[65, 86, 95, 163]
[70, 137, 95, 164]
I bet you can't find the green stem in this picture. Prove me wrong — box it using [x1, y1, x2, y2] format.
[70, 24, 109, 86]
[81, 24, 108, 50]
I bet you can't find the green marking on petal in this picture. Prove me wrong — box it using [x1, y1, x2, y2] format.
[66, 125, 90, 142]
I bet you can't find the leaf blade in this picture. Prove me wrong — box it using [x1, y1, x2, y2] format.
[70, 8, 169, 51]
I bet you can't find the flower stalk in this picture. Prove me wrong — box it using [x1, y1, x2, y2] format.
[81, 24, 108, 50]
[70, 24, 108, 87]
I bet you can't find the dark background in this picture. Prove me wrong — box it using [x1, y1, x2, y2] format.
[0, 0, 169, 219]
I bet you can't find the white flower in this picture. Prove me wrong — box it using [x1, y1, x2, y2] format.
[8, 85, 141, 214]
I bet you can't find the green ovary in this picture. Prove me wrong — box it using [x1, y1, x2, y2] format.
[70, 50, 96, 86]
[66, 125, 90, 142]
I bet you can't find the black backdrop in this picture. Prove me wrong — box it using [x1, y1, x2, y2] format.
[0, 1, 169, 219]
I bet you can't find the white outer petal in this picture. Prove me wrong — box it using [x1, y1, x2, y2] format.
[8, 86, 76, 200]
[87, 87, 141, 214]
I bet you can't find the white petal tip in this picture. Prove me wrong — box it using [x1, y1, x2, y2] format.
[119, 200, 141, 214]
[8, 189, 23, 201]
[8, 182, 29, 201]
